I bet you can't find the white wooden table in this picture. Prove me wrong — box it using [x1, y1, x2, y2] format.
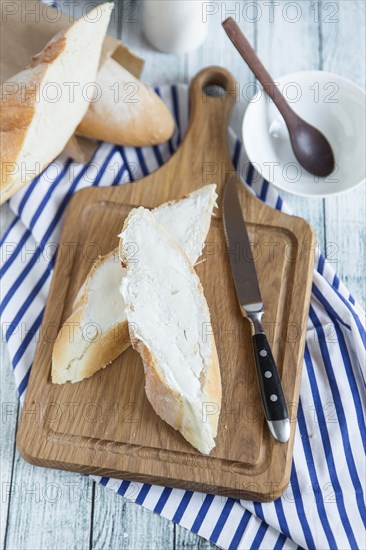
[1, 1, 365, 548]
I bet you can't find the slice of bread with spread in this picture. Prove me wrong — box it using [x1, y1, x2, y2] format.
[119, 206, 221, 454]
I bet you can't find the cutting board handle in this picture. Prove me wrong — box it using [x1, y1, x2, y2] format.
[186, 66, 238, 177]
[190, 65, 237, 122]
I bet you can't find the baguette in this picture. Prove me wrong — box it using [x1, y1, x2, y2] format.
[0, 3, 113, 204]
[52, 185, 217, 384]
[76, 57, 174, 146]
[119, 207, 221, 454]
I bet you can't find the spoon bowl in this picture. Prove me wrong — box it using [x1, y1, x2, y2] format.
[289, 118, 335, 178]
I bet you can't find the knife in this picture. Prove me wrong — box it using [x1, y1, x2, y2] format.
[222, 175, 290, 443]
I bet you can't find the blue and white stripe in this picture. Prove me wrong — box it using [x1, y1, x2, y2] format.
[1, 86, 365, 549]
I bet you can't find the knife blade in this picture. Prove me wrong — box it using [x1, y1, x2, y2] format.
[222, 174, 290, 443]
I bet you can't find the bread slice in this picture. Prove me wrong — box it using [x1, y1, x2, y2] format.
[52, 248, 130, 384]
[52, 185, 217, 384]
[119, 207, 221, 454]
[0, 3, 113, 204]
[76, 57, 174, 146]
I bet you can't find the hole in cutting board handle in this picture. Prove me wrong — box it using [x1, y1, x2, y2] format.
[200, 69, 233, 99]
[203, 84, 227, 97]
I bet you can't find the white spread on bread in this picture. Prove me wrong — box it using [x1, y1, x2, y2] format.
[121, 208, 211, 396]
[153, 185, 217, 263]
[82, 253, 127, 334]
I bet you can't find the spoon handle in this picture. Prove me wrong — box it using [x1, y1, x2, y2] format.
[222, 17, 295, 123]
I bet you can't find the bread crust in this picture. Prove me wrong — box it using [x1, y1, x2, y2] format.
[76, 58, 174, 146]
[0, 36, 68, 201]
[52, 310, 130, 384]
[134, 335, 221, 454]
[1, 66, 53, 201]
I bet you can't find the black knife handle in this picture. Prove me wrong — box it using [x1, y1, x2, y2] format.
[252, 321, 291, 443]
[252, 332, 288, 422]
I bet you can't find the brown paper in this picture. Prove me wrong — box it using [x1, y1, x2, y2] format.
[0, 0, 144, 162]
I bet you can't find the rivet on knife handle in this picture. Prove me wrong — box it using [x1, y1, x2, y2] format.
[247, 311, 290, 443]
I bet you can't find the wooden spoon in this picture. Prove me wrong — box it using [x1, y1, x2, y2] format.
[223, 17, 335, 178]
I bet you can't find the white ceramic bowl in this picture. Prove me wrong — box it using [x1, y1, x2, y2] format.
[242, 70, 366, 197]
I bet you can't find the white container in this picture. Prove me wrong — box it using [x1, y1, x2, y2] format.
[242, 71, 366, 197]
[142, 0, 208, 54]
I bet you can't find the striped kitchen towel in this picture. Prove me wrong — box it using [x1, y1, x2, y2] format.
[1, 85, 365, 550]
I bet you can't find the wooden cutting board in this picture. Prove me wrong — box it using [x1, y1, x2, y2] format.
[17, 66, 314, 501]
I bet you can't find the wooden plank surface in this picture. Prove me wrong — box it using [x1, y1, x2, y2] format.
[0, 343, 19, 549]
[320, 0, 366, 302]
[5, 454, 93, 550]
[91, 486, 175, 549]
[1, 1, 365, 548]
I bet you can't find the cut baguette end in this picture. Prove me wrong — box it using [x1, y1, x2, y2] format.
[0, 2, 113, 204]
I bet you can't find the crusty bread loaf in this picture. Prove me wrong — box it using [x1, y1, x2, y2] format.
[76, 57, 174, 146]
[52, 185, 217, 384]
[119, 207, 221, 454]
[0, 3, 112, 204]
